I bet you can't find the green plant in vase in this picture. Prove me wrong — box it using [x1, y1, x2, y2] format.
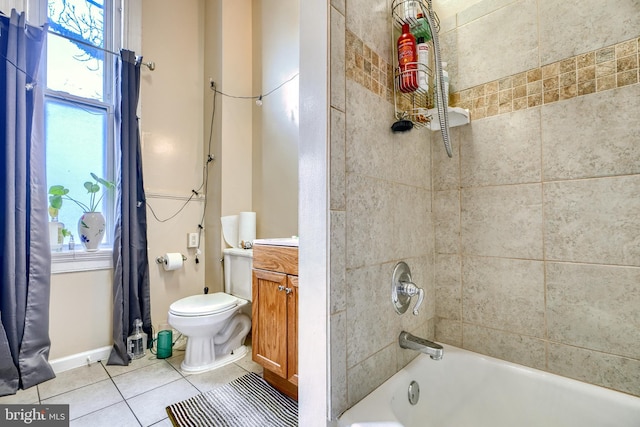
[48, 173, 115, 251]
[49, 173, 115, 213]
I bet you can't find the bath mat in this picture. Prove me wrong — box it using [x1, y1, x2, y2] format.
[166, 372, 298, 427]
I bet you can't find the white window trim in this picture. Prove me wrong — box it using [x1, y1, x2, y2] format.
[51, 248, 113, 274]
[44, 0, 142, 274]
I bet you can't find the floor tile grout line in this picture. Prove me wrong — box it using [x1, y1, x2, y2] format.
[69, 399, 142, 426]
[109, 371, 144, 427]
[38, 376, 113, 402]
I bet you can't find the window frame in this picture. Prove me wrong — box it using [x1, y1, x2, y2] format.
[42, 0, 121, 273]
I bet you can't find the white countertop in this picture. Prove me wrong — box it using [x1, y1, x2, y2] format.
[253, 237, 299, 247]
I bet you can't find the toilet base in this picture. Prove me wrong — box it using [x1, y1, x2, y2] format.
[180, 345, 249, 374]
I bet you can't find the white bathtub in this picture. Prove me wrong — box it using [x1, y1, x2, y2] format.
[339, 344, 640, 427]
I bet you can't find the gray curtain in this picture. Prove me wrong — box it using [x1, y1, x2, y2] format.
[0, 10, 55, 395]
[108, 50, 152, 365]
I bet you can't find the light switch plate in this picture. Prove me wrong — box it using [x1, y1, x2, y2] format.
[187, 232, 199, 248]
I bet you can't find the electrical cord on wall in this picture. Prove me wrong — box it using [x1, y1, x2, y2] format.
[212, 73, 299, 104]
[193, 83, 219, 263]
[147, 73, 299, 264]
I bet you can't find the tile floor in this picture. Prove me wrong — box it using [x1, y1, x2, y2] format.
[0, 344, 263, 426]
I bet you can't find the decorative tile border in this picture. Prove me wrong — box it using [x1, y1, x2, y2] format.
[345, 29, 394, 103]
[454, 37, 640, 120]
[345, 31, 639, 121]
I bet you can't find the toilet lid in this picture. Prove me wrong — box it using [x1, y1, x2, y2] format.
[169, 293, 239, 316]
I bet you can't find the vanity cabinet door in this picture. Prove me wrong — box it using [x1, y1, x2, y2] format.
[252, 269, 288, 378]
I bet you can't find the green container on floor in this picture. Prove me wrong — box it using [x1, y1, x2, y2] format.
[156, 329, 173, 359]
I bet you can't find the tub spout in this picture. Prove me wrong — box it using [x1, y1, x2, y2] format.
[399, 331, 444, 360]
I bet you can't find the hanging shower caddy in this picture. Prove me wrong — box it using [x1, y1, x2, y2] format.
[391, 0, 469, 151]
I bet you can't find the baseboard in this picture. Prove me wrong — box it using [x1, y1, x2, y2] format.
[49, 346, 113, 374]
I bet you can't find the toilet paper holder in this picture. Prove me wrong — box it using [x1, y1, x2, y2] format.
[156, 254, 187, 264]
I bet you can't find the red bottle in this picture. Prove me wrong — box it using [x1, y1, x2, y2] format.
[397, 23, 418, 92]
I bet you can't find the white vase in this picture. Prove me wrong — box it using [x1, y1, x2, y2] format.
[78, 212, 106, 252]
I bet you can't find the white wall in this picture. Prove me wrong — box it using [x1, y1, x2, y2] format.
[139, 0, 207, 328]
[252, 0, 299, 239]
[220, 0, 253, 220]
[50, 271, 113, 358]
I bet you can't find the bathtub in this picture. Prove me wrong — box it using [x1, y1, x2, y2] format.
[338, 344, 640, 427]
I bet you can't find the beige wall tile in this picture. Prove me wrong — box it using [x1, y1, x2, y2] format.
[393, 185, 432, 260]
[345, 0, 390, 63]
[432, 126, 464, 191]
[439, 27, 459, 93]
[345, 173, 394, 269]
[347, 344, 396, 406]
[331, 0, 345, 15]
[539, 0, 640, 65]
[547, 262, 640, 359]
[346, 81, 394, 181]
[391, 129, 432, 189]
[435, 317, 462, 346]
[457, 0, 538, 89]
[330, 108, 346, 210]
[434, 190, 460, 254]
[346, 263, 398, 368]
[542, 85, 640, 180]
[460, 108, 541, 187]
[462, 323, 546, 370]
[456, 0, 516, 27]
[331, 6, 346, 111]
[544, 176, 640, 266]
[461, 184, 543, 259]
[330, 211, 346, 314]
[548, 343, 640, 396]
[435, 254, 461, 319]
[462, 256, 545, 338]
[330, 311, 348, 419]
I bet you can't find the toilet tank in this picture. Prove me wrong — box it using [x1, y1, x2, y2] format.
[223, 248, 253, 301]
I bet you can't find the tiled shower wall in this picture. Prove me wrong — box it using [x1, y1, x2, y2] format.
[330, 0, 640, 419]
[432, 0, 640, 399]
[329, 0, 437, 420]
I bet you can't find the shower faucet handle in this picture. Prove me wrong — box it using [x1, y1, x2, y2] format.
[392, 262, 425, 316]
[400, 281, 424, 315]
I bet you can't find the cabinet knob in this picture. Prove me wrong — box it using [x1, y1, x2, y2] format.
[278, 285, 285, 292]
[285, 287, 293, 294]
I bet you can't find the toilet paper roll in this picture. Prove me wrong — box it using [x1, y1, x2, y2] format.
[163, 253, 184, 271]
[238, 211, 256, 246]
[221, 215, 239, 248]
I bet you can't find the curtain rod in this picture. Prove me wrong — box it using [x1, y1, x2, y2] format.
[48, 29, 155, 70]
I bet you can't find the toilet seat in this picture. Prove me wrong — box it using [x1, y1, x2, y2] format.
[169, 293, 240, 317]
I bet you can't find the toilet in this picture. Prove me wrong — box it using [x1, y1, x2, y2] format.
[168, 248, 252, 374]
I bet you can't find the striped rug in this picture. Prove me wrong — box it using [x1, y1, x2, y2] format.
[166, 372, 298, 427]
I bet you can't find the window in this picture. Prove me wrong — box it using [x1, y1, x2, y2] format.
[44, 0, 118, 258]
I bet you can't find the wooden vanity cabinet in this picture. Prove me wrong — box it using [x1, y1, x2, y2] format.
[252, 243, 298, 400]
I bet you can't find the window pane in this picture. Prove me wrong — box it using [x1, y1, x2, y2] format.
[45, 99, 108, 245]
[47, 0, 105, 100]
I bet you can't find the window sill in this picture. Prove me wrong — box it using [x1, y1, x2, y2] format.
[51, 248, 113, 274]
